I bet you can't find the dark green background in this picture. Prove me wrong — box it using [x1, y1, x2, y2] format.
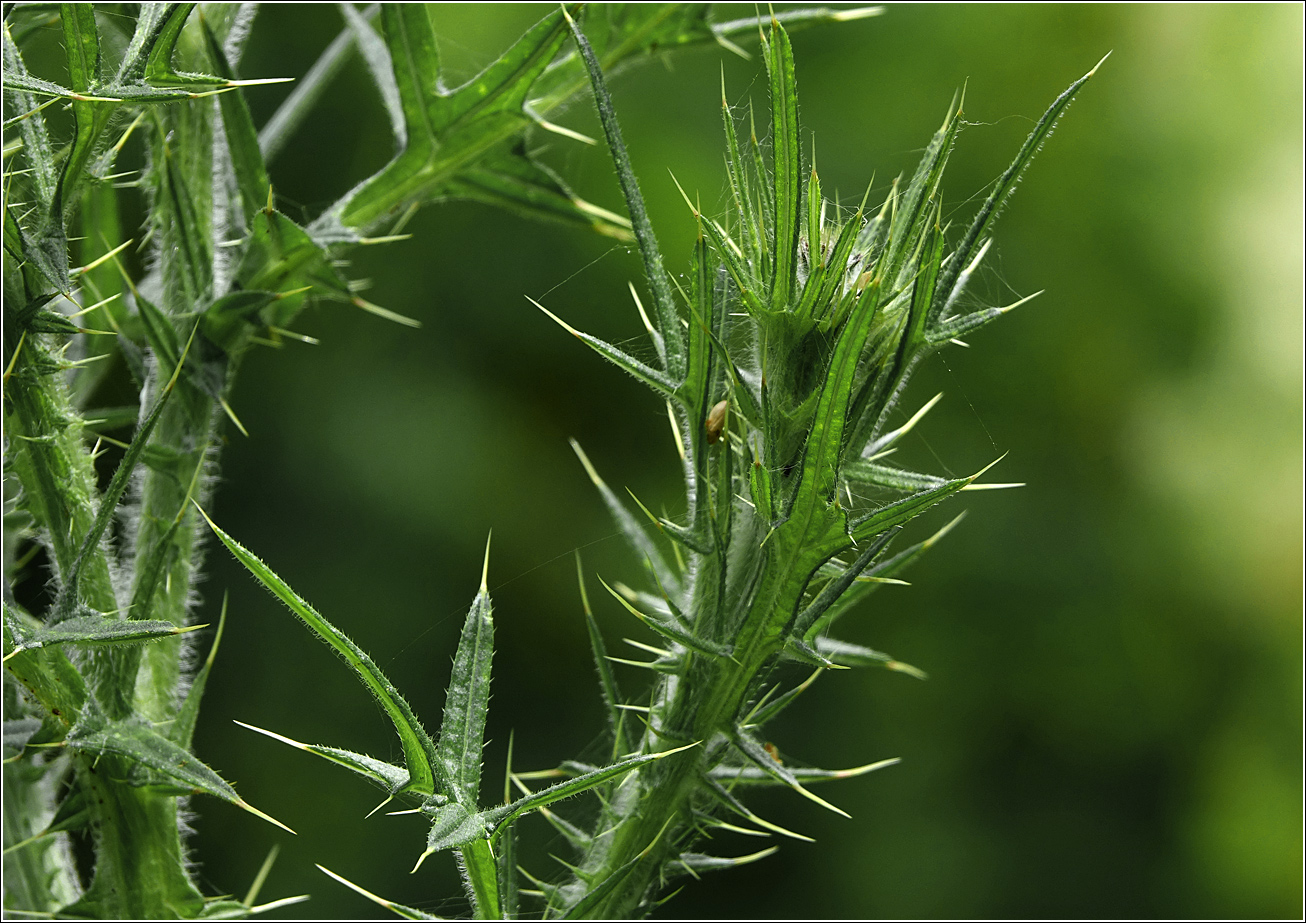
[154, 4, 1299, 918]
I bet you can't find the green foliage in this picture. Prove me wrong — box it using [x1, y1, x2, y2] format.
[2, 3, 1092, 919]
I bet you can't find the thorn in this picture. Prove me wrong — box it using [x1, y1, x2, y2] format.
[70, 239, 133, 278]
[234, 799, 296, 835]
[668, 172, 699, 217]
[534, 116, 596, 145]
[997, 290, 1043, 314]
[967, 452, 1010, 485]
[352, 296, 420, 328]
[666, 402, 686, 462]
[480, 531, 492, 595]
[1087, 51, 1112, 78]
[218, 396, 249, 437]
[242, 843, 280, 907]
[527, 296, 581, 338]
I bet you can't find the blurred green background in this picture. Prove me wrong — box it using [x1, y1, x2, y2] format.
[166, 4, 1302, 918]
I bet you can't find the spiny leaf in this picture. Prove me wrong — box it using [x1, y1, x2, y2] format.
[198, 506, 440, 797]
[665, 847, 779, 880]
[3, 610, 197, 659]
[577, 554, 628, 753]
[436, 536, 495, 806]
[812, 637, 927, 678]
[569, 440, 679, 598]
[235, 721, 410, 796]
[484, 744, 699, 837]
[790, 528, 900, 639]
[708, 756, 900, 787]
[933, 55, 1107, 317]
[171, 597, 225, 749]
[532, 297, 677, 398]
[598, 576, 732, 661]
[734, 728, 849, 817]
[566, 8, 684, 377]
[317, 865, 442, 921]
[64, 716, 292, 833]
[762, 17, 801, 311]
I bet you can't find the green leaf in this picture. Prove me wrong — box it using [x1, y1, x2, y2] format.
[566, 9, 684, 378]
[199, 12, 270, 228]
[762, 18, 801, 311]
[4, 610, 194, 656]
[569, 440, 679, 599]
[316, 865, 442, 921]
[436, 538, 495, 807]
[198, 507, 441, 797]
[64, 715, 292, 832]
[530, 297, 678, 398]
[442, 148, 631, 240]
[843, 461, 947, 491]
[932, 55, 1106, 318]
[576, 554, 629, 753]
[812, 637, 927, 678]
[60, 323, 196, 600]
[598, 576, 732, 661]
[56, 3, 116, 216]
[732, 729, 849, 817]
[484, 744, 698, 837]
[170, 597, 225, 749]
[790, 528, 899, 639]
[1, 606, 88, 730]
[708, 756, 900, 787]
[848, 470, 974, 544]
[236, 721, 410, 796]
[664, 847, 779, 880]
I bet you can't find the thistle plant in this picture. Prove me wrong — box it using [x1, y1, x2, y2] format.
[168, 11, 1097, 921]
[1, 5, 872, 917]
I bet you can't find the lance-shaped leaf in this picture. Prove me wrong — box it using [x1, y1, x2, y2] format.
[436, 537, 495, 807]
[199, 13, 270, 228]
[665, 847, 779, 880]
[316, 865, 442, 921]
[531, 298, 677, 399]
[708, 756, 900, 787]
[576, 554, 629, 754]
[789, 271, 885, 513]
[790, 528, 899, 639]
[198, 507, 440, 796]
[598, 576, 732, 661]
[235, 721, 410, 796]
[733, 728, 849, 817]
[64, 715, 292, 832]
[56, 323, 196, 607]
[762, 17, 801, 311]
[56, 3, 116, 217]
[170, 597, 225, 749]
[844, 460, 948, 492]
[3, 609, 196, 657]
[932, 55, 1106, 318]
[442, 146, 631, 240]
[925, 290, 1041, 345]
[484, 743, 699, 837]
[566, 8, 684, 378]
[2, 24, 58, 210]
[812, 637, 927, 678]
[569, 440, 679, 598]
[806, 513, 965, 642]
[848, 464, 980, 545]
[2, 605, 88, 719]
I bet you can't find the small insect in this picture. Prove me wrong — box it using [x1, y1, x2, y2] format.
[705, 398, 729, 445]
[763, 742, 783, 765]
